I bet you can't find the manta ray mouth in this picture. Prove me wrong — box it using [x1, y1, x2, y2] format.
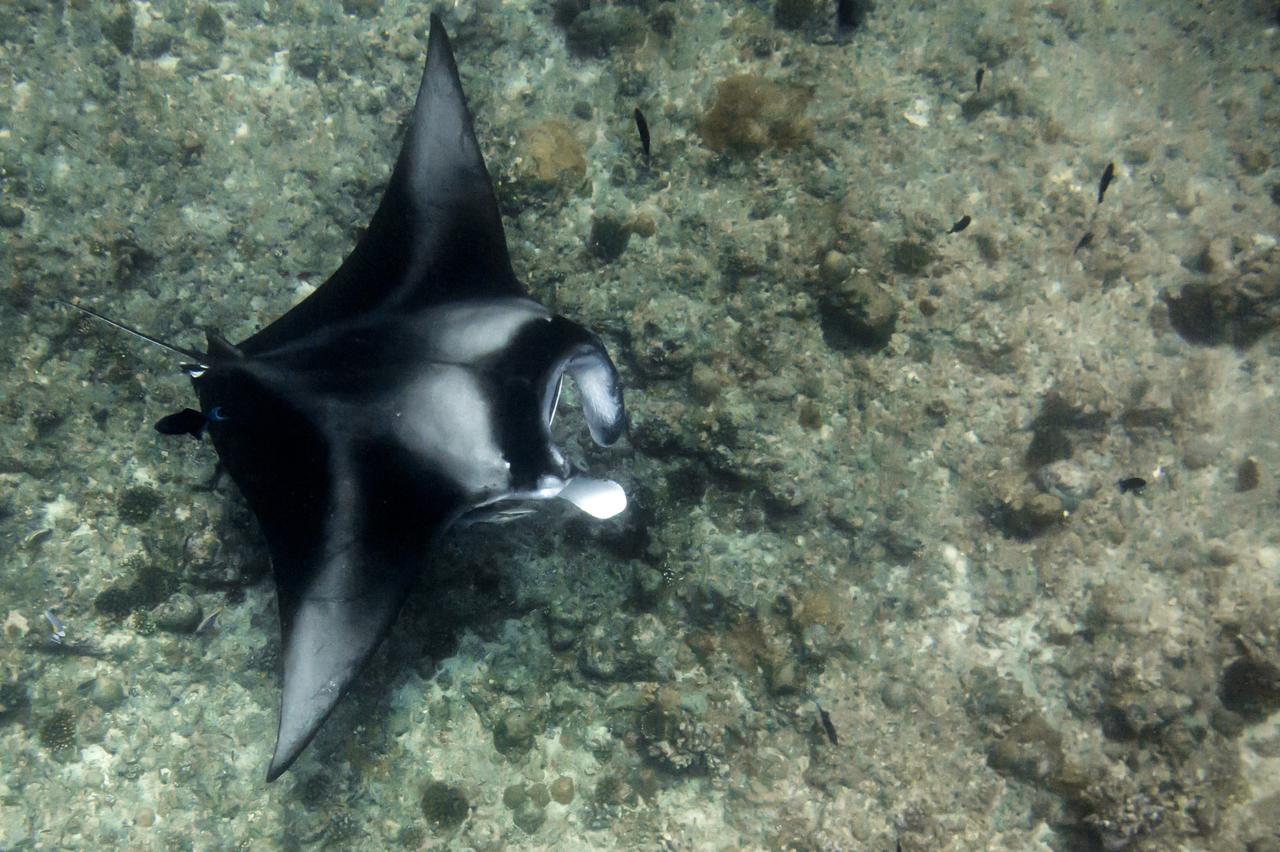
[541, 340, 626, 447]
[536, 350, 628, 520]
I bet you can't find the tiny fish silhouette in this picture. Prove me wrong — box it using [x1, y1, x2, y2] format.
[634, 107, 651, 159]
[1097, 162, 1115, 204]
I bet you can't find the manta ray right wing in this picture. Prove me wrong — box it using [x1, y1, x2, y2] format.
[239, 15, 522, 357]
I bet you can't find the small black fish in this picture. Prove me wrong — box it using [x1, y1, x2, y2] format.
[1117, 476, 1147, 495]
[155, 407, 209, 440]
[1073, 231, 1094, 253]
[816, 702, 839, 745]
[975, 66, 985, 94]
[948, 214, 971, 234]
[633, 107, 650, 160]
[1097, 162, 1115, 204]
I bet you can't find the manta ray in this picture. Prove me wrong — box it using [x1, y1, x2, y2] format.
[75, 14, 627, 781]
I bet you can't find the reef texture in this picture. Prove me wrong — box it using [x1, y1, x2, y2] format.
[2, 0, 1279, 849]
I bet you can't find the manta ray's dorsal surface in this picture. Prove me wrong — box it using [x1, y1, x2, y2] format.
[158, 15, 626, 781]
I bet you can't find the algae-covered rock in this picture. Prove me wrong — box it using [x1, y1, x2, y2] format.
[0, 677, 30, 725]
[818, 271, 898, 352]
[493, 707, 535, 755]
[775, 0, 824, 29]
[700, 74, 812, 158]
[102, 8, 134, 55]
[90, 675, 126, 711]
[117, 485, 162, 525]
[986, 714, 1065, 785]
[421, 780, 469, 831]
[512, 120, 586, 199]
[589, 213, 631, 262]
[39, 708, 78, 759]
[550, 775, 575, 804]
[152, 592, 203, 634]
[195, 5, 225, 42]
[1219, 657, 1280, 723]
[93, 556, 180, 618]
[565, 6, 645, 58]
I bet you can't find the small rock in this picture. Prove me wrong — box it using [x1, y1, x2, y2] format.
[117, 486, 162, 525]
[651, 2, 677, 37]
[152, 593, 202, 634]
[564, 6, 645, 58]
[0, 205, 23, 229]
[0, 676, 31, 724]
[625, 211, 656, 238]
[511, 800, 546, 833]
[880, 678, 909, 710]
[194, 5, 225, 42]
[513, 120, 586, 197]
[549, 775, 575, 805]
[91, 675, 126, 711]
[689, 363, 722, 405]
[767, 658, 800, 695]
[1210, 705, 1246, 738]
[988, 492, 1065, 540]
[1248, 836, 1280, 852]
[775, 0, 823, 28]
[1237, 456, 1261, 492]
[1219, 657, 1280, 722]
[1033, 460, 1095, 511]
[631, 564, 665, 609]
[987, 714, 1064, 785]
[1207, 540, 1236, 566]
[1235, 144, 1271, 176]
[493, 708, 535, 754]
[589, 213, 631, 262]
[341, 0, 381, 18]
[527, 783, 550, 808]
[135, 805, 155, 828]
[102, 9, 134, 55]
[421, 781, 469, 831]
[1182, 435, 1218, 469]
[818, 272, 898, 352]
[819, 250, 852, 285]
[800, 623, 830, 660]
[547, 619, 580, 652]
[502, 783, 526, 809]
[890, 238, 936, 275]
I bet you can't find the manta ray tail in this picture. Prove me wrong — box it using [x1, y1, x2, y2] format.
[56, 298, 209, 369]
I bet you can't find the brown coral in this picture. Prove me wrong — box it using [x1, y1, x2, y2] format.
[514, 120, 586, 194]
[699, 74, 812, 158]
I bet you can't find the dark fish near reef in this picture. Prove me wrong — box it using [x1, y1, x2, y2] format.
[816, 701, 839, 745]
[947, 215, 971, 234]
[1097, 161, 1115, 204]
[154, 407, 218, 440]
[634, 107, 651, 160]
[64, 16, 627, 782]
[1117, 476, 1147, 495]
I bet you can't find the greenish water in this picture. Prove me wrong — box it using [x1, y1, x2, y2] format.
[1, 1, 1279, 849]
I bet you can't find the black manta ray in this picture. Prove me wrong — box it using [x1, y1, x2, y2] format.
[79, 15, 627, 781]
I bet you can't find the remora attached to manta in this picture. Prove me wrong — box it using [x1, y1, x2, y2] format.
[91, 15, 628, 781]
